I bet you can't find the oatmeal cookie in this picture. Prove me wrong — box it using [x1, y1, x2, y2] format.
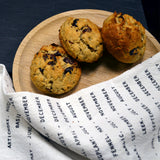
[30, 43, 81, 95]
[101, 12, 146, 63]
[59, 17, 103, 63]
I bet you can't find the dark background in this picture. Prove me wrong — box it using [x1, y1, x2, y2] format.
[0, 0, 159, 76]
[142, 0, 160, 42]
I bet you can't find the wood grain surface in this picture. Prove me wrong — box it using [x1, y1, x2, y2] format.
[12, 9, 160, 98]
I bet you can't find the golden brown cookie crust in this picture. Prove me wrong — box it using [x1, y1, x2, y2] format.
[101, 12, 146, 63]
[30, 44, 81, 95]
[59, 17, 103, 63]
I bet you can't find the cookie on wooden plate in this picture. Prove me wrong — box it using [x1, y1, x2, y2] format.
[101, 12, 146, 63]
[59, 17, 103, 63]
[30, 43, 81, 95]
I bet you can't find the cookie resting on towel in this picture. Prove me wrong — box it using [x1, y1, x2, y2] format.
[30, 44, 81, 95]
[101, 12, 146, 63]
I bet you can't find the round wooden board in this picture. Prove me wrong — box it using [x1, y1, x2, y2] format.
[13, 9, 160, 98]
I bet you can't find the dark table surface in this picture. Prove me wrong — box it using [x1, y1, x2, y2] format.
[0, 0, 157, 77]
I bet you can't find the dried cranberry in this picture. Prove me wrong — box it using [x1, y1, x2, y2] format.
[49, 80, 53, 84]
[51, 43, 59, 47]
[39, 68, 44, 74]
[43, 54, 48, 61]
[49, 54, 56, 60]
[48, 61, 56, 66]
[130, 48, 138, 55]
[118, 13, 124, 21]
[64, 67, 73, 75]
[72, 19, 79, 27]
[63, 57, 74, 64]
[82, 26, 92, 33]
[54, 51, 61, 56]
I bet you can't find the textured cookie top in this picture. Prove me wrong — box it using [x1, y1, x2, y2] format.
[59, 17, 103, 63]
[101, 12, 146, 63]
[30, 44, 81, 95]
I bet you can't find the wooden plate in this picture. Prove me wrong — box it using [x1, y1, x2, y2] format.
[12, 9, 160, 97]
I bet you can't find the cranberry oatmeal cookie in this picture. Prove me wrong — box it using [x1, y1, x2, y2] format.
[30, 43, 81, 95]
[59, 17, 103, 63]
[101, 12, 146, 63]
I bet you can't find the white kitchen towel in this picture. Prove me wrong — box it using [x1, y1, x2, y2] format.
[1, 52, 160, 160]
